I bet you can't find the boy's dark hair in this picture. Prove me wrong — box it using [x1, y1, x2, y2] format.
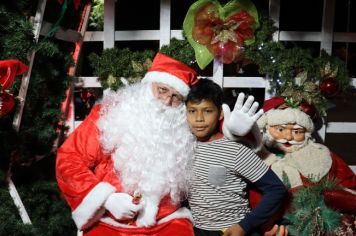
[186, 79, 223, 108]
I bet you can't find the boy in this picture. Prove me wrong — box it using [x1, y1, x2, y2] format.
[186, 79, 286, 236]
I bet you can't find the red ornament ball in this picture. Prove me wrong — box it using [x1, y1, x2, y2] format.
[319, 78, 340, 98]
[299, 102, 317, 120]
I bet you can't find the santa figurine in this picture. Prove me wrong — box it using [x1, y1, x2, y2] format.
[250, 96, 356, 234]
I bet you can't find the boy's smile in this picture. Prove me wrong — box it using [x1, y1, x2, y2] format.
[186, 99, 223, 142]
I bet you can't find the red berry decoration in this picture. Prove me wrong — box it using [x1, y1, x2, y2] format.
[299, 102, 317, 120]
[319, 77, 340, 98]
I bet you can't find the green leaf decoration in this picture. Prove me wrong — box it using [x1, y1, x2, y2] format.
[183, 0, 214, 69]
[183, 0, 259, 69]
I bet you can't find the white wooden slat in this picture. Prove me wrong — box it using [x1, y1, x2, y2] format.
[350, 166, 356, 174]
[84, 30, 185, 42]
[279, 31, 321, 42]
[75, 121, 83, 129]
[115, 30, 160, 41]
[171, 30, 184, 39]
[75, 76, 356, 90]
[326, 122, 356, 133]
[84, 30, 356, 43]
[75, 77, 101, 88]
[269, 0, 281, 41]
[334, 32, 356, 42]
[351, 78, 356, 88]
[276, 31, 356, 43]
[40, 21, 82, 42]
[9, 0, 48, 225]
[264, 76, 274, 99]
[221, 77, 266, 88]
[83, 31, 104, 41]
[320, 0, 335, 54]
[159, 0, 171, 47]
[317, 117, 326, 141]
[212, 60, 224, 87]
[104, 0, 115, 49]
[7, 177, 31, 224]
[12, 0, 47, 132]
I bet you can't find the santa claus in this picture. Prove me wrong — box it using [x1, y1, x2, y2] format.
[56, 53, 199, 236]
[250, 96, 356, 233]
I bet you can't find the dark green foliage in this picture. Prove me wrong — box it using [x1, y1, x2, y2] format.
[286, 178, 341, 236]
[88, 38, 196, 91]
[243, 14, 349, 115]
[0, 6, 34, 62]
[0, 1, 76, 235]
[88, 48, 155, 90]
[244, 16, 315, 84]
[160, 38, 196, 66]
[0, 176, 75, 236]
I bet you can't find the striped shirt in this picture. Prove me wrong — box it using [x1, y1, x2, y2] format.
[189, 137, 269, 230]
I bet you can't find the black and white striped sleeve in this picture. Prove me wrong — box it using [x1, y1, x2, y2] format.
[233, 145, 268, 183]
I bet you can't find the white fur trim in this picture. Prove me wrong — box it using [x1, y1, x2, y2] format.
[141, 71, 190, 97]
[72, 182, 116, 229]
[157, 207, 193, 224]
[261, 141, 333, 188]
[100, 207, 193, 228]
[257, 108, 314, 132]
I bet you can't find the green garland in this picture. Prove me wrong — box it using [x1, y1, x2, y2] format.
[88, 48, 155, 90]
[285, 178, 341, 236]
[160, 38, 196, 67]
[89, 0, 104, 30]
[244, 15, 349, 115]
[88, 38, 195, 91]
[88, 14, 349, 115]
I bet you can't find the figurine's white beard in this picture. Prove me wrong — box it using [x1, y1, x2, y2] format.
[97, 83, 195, 204]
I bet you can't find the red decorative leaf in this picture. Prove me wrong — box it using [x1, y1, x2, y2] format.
[0, 92, 15, 117]
[0, 60, 28, 90]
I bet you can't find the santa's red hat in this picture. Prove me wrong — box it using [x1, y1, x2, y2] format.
[257, 96, 314, 132]
[141, 53, 198, 98]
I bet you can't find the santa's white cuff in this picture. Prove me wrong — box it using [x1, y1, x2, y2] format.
[72, 182, 116, 229]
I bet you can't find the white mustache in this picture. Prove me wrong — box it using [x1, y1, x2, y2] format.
[275, 139, 305, 145]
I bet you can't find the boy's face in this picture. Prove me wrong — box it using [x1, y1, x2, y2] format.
[186, 99, 223, 142]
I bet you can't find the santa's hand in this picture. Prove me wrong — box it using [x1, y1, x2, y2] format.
[136, 197, 159, 227]
[104, 193, 143, 220]
[222, 93, 263, 138]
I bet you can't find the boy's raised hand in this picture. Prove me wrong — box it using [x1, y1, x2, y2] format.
[222, 93, 264, 138]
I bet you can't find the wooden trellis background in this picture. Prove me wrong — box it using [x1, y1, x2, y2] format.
[69, 0, 356, 172]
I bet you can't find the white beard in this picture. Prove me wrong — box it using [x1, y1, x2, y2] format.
[97, 83, 195, 205]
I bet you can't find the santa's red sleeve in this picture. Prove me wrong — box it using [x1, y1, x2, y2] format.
[56, 105, 121, 229]
[329, 152, 356, 190]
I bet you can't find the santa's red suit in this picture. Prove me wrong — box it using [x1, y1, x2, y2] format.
[56, 53, 198, 236]
[56, 105, 194, 236]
